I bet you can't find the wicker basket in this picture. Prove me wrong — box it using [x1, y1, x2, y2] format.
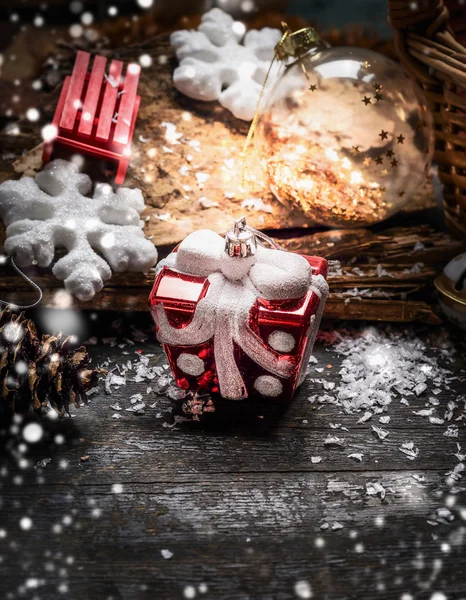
[389, 0, 466, 238]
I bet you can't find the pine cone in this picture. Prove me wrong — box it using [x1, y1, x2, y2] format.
[0, 307, 103, 417]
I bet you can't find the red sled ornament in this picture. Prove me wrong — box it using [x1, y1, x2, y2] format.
[149, 218, 329, 401]
[42, 50, 141, 185]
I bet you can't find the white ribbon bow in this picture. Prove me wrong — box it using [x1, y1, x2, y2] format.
[154, 230, 327, 400]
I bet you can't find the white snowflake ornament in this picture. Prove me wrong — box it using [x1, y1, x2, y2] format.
[170, 8, 282, 121]
[0, 160, 157, 301]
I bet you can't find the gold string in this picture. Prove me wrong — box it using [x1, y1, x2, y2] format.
[240, 23, 320, 193]
[240, 26, 291, 192]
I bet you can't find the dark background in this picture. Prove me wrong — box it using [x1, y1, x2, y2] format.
[0, 0, 392, 41]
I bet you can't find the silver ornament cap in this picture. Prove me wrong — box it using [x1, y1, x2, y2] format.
[225, 217, 257, 258]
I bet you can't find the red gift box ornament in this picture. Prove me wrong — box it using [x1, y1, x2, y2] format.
[149, 218, 329, 401]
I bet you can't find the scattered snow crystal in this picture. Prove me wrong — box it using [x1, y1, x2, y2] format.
[366, 481, 387, 499]
[372, 425, 389, 440]
[399, 441, 419, 460]
[313, 327, 455, 415]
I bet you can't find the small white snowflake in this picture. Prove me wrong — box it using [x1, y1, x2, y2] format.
[170, 8, 281, 120]
[399, 441, 419, 460]
[0, 160, 157, 300]
[366, 481, 387, 499]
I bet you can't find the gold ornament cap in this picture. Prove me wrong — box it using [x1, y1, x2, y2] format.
[275, 23, 321, 61]
[224, 217, 257, 258]
[434, 254, 466, 317]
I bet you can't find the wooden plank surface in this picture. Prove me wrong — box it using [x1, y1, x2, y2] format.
[78, 55, 107, 137]
[96, 60, 124, 142]
[0, 21, 465, 600]
[0, 224, 462, 323]
[59, 51, 90, 131]
[0, 315, 465, 599]
[114, 63, 141, 146]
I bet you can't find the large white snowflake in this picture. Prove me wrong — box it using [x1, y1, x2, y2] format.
[170, 8, 281, 121]
[0, 160, 158, 301]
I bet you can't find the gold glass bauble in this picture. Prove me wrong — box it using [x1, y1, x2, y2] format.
[255, 46, 434, 227]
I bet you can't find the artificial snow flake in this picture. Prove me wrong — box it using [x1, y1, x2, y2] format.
[348, 453, 363, 462]
[366, 481, 387, 499]
[105, 372, 126, 394]
[436, 507, 455, 523]
[0, 160, 157, 300]
[446, 462, 465, 482]
[241, 197, 274, 214]
[357, 411, 372, 423]
[454, 443, 466, 461]
[126, 402, 146, 414]
[323, 435, 345, 447]
[443, 425, 459, 437]
[315, 327, 456, 416]
[130, 393, 143, 405]
[161, 121, 182, 144]
[399, 441, 419, 460]
[429, 415, 445, 425]
[167, 386, 187, 400]
[414, 382, 427, 396]
[170, 8, 281, 120]
[372, 425, 389, 440]
[413, 408, 434, 417]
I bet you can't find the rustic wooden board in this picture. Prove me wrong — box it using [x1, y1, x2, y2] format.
[1, 224, 462, 324]
[0, 326, 465, 599]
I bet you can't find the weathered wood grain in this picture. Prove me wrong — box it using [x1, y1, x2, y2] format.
[284, 225, 466, 264]
[0, 271, 441, 323]
[1, 224, 459, 323]
[0, 334, 464, 600]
